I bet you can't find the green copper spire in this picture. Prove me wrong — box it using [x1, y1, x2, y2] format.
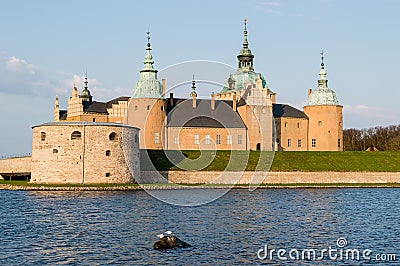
[237, 18, 254, 72]
[307, 51, 339, 106]
[132, 32, 163, 99]
[318, 50, 328, 87]
[143, 31, 156, 71]
[81, 71, 92, 103]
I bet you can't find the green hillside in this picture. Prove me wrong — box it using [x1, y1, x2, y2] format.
[143, 150, 400, 172]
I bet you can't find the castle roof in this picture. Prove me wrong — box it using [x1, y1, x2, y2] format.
[306, 52, 339, 106]
[273, 104, 308, 119]
[83, 96, 130, 114]
[166, 98, 246, 129]
[132, 32, 163, 99]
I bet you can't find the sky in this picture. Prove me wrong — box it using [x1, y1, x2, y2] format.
[0, 0, 400, 156]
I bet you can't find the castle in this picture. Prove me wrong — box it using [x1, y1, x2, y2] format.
[54, 20, 343, 152]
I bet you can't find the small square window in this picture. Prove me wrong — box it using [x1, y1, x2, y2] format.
[106, 150, 111, 156]
[105, 172, 111, 177]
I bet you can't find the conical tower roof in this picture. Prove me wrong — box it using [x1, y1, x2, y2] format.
[132, 32, 163, 99]
[307, 51, 339, 106]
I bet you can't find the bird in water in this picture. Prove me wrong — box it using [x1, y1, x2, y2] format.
[153, 231, 190, 250]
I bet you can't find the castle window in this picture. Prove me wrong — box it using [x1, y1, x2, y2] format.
[238, 135, 243, 145]
[205, 135, 210, 144]
[174, 137, 178, 145]
[318, 121, 323, 126]
[106, 150, 111, 156]
[93, 118, 96, 122]
[338, 139, 341, 148]
[298, 139, 302, 148]
[284, 122, 288, 128]
[287, 139, 291, 147]
[312, 139, 317, 147]
[53, 148, 58, 154]
[105, 172, 110, 177]
[71, 131, 81, 140]
[297, 123, 300, 128]
[135, 134, 139, 143]
[147, 105, 150, 110]
[216, 135, 221, 144]
[194, 134, 199, 145]
[161, 106, 165, 111]
[276, 138, 280, 145]
[135, 106, 138, 111]
[109, 132, 117, 141]
[154, 133, 159, 144]
[227, 135, 232, 145]
[41, 132, 46, 141]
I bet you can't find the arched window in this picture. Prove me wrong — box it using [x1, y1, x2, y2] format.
[284, 122, 288, 128]
[109, 132, 117, 141]
[297, 123, 300, 128]
[41, 132, 46, 141]
[147, 105, 150, 110]
[71, 131, 81, 140]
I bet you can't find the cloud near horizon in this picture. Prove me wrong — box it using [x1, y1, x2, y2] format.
[0, 52, 132, 103]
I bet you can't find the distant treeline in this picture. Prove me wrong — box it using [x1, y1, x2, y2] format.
[343, 125, 400, 151]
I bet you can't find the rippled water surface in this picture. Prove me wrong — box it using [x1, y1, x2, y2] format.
[0, 189, 399, 265]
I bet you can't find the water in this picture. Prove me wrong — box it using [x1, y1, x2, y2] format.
[0, 189, 399, 265]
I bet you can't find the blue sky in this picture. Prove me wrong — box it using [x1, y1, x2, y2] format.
[0, 0, 400, 155]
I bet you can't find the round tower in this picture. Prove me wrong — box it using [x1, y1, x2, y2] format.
[303, 51, 343, 151]
[126, 32, 166, 149]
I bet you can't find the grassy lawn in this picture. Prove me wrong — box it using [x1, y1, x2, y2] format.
[144, 150, 400, 172]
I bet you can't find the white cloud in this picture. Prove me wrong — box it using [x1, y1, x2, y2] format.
[6, 56, 36, 74]
[257, 0, 283, 16]
[343, 104, 400, 128]
[259, 1, 280, 7]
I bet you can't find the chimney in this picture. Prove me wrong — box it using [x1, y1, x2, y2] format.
[192, 95, 197, 109]
[211, 92, 215, 110]
[308, 88, 312, 97]
[162, 79, 166, 97]
[169, 93, 174, 107]
[233, 93, 237, 111]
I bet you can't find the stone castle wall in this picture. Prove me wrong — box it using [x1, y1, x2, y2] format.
[31, 122, 140, 184]
[0, 157, 31, 178]
[141, 170, 400, 184]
